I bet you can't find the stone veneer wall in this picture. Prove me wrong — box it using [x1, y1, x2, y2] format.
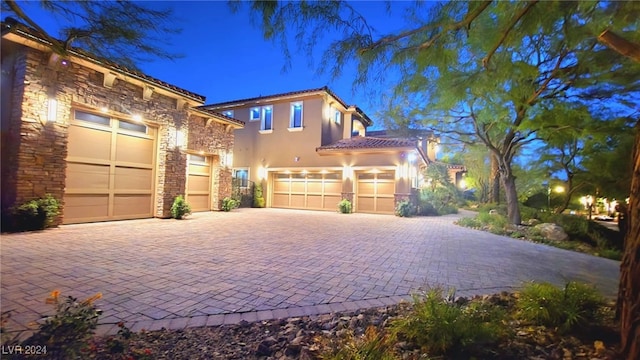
[2, 43, 236, 222]
[187, 116, 235, 210]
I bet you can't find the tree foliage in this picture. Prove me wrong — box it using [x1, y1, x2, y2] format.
[242, 0, 639, 225]
[2, 0, 181, 68]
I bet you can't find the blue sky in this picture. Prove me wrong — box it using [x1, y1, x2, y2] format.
[12, 1, 410, 129]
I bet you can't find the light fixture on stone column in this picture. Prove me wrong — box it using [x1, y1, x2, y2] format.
[47, 98, 57, 123]
[175, 129, 185, 149]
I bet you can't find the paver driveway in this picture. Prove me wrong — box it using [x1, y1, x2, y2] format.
[1, 208, 620, 336]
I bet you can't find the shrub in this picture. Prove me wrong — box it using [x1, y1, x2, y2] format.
[10, 194, 60, 231]
[516, 282, 604, 332]
[395, 200, 414, 217]
[170, 195, 191, 219]
[221, 197, 239, 212]
[252, 183, 265, 208]
[22, 290, 102, 358]
[419, 186, 460, 216]
[338, 199, 352, 214]
[320, 326, 396, 360]
[391, 289, 507, 356]
[456, 217, 482, 228]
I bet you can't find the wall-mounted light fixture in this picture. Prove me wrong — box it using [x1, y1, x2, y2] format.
[224, 152, 233, 168]
[294, 156, 300, 162]
[47, 98, 58, 123]
[175, 129, 185, 148]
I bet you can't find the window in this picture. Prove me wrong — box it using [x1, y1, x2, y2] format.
[289, 102, 303, 130]
[233, 168, 249, 188]
[334, 108, 342, 125]
[222, 110, 234, 118]
[75, 110, 110, 126]
[189, 154, 207, 164]
[261, 105, 273, 131]
[250, 107, 260, 121]
[119, 121, 147, 133]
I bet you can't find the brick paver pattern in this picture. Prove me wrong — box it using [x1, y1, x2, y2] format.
[0, 209, 620, 336]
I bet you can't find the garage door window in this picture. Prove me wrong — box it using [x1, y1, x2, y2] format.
[119, 121, 147, 134]
[75, 110, 110, 126]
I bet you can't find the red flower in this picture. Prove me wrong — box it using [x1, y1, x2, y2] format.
[144, 349, 152, 355]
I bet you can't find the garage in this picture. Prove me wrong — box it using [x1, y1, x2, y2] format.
[356, 171, 395, 214]
[272, 171, 342, 211]
[186, 154, 212, 212]
[64, 110, 156, 224]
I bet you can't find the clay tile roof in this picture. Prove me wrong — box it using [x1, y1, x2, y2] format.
[1, 21, 206, 103]
[316, 136, 417, 151]
[192, 108, 244, 127]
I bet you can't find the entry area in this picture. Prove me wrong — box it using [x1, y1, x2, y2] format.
[64, 110, 156, 224]
[186, 154, 212, 212]
[271, 171, 342, 211]
[356, 171, 395, 214]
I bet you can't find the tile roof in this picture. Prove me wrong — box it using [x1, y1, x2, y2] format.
[201, 86, 373, 127]
[202, 86, 347, 109]
[316, 136, 418, 152]
[1, 21, 206, 103]
[190, 108, 245, 127]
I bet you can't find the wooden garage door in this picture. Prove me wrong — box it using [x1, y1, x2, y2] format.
[272, 172, 342, 211]
[186, 154, 211, 212]
[64, 110, 156, 224]
[356, 171, 395, 214]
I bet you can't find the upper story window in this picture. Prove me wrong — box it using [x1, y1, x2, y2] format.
[222, 110, 234, 118]
[261, 105, 273, 132]
[333, 108, 342, 125]
[289, 102, 303, 131]
[250, 107, 260, 121]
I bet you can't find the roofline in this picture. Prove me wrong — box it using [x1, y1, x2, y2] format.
[2, 22, 206, 104]
[201, 86, 350, 109]
[188, 108, 245, 128]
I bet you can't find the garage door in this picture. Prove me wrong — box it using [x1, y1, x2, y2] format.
[186, 154, 211, 212]
[356, 171, 395, 214]
[64, 110, 156, 224]
[272, 172, 342, 211]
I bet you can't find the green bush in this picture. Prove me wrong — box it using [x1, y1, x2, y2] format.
[170, 195, 191, 219]
[394, 200, 414, 217]
[338, 199, 352, 214]
[516, 282, 604, 332]
[418, 186, 460, 216]
[221, 197, 239, 212]
[23, 290, 102, 358]
[10, 194, 60, 231]
[252, 183, 265, 208]
[320, 326, 396, 360]
[391, 289, 507, 356]
[456, 217, 482, 228]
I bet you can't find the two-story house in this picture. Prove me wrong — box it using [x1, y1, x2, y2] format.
[202, 87, 434, 214]
[1, 21, 243, 225]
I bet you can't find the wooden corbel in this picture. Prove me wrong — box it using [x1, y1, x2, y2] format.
[143, 86, 154, 101]
[103, 72, 117, 88]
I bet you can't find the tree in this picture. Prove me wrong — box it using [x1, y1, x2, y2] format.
[240, 1, 640, 357]
[242, 0, 639, 225]
[1, 0, 181, 68]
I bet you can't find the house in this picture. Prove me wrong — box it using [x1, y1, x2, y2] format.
[1, 22, 244, 225]
[202, 87, 450, 214]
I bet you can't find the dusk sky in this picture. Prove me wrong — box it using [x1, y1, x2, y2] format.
[15, 1, 413, 129]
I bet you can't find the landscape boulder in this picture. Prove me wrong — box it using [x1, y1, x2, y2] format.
[534, 223, 569, 242]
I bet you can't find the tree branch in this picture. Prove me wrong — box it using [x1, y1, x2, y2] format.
[598, 29, 640, 62]
[483, 0, 539, 68]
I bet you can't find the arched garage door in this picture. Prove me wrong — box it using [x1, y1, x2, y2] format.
[356, 171, 395, 214]
[272, 171, 342, 211]
[64, 110, 156, 224]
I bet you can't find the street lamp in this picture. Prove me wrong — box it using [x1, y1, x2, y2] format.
[547, 184, 565, 210]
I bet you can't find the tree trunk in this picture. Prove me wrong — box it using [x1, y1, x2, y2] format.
[490, 153, 500, 204]
[618, 126, 640, 360]
[499, 160, 522, 225]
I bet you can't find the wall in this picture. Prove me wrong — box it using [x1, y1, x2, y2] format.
[1, 41, 235, 222]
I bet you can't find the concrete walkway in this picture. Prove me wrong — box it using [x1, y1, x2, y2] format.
[0, 209, 620, 337]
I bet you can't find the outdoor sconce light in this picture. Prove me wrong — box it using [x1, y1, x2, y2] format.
[47, 98, 57, 123]
[224, 152, 233, 169]
[294, 156, 300, 162]
[175, 129, 186, 148]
